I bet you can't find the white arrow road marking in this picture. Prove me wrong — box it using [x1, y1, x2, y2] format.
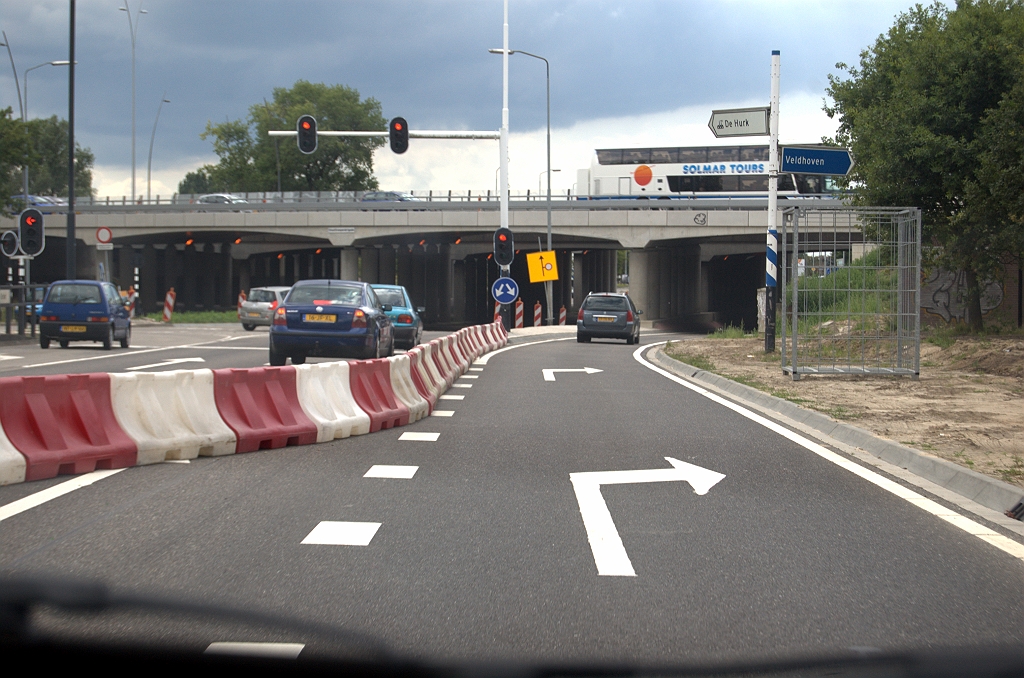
[570, 457, 726, 577]
[126, 357, 206, 371]
[543, 367, 603, 381]
[205, 642, 304, 659]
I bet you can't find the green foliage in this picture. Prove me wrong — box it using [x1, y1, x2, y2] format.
[143, 310, 240, 323]
[0, 107, 32, 214]
[180, 80, 386, 194]
[24, 115, 94, 197]
[709, 325, 754, 338]
[784, 246, 896, 315]
[825, 0, 1024, 330]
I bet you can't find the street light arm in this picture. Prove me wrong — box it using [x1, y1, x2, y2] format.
[1, 31, 23, 120]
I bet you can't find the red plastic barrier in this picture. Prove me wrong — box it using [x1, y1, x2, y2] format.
[446, 335, 468, 375]
[406, 348, 437, 412]
[0, 373, 137, 481]
[348, 359, 411, 432]
[429, 339, 456, 387]
[212, 367, 318, 453]
[460, 328, 481, 361]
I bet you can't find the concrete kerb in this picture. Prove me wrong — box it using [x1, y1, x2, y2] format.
[648, 347, 1024, 522]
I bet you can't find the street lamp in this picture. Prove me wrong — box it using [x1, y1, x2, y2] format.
[539, 169, 560, 194]
[146, 92, 169, 203]
[23, 60, 73, 196]
[120, 1, 147, 203]
[490, 47, 555, 324]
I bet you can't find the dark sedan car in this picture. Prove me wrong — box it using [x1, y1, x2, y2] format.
[576, 292, 642, 344]
[38, 280, 132, 350]
[269, 280, 395, 365]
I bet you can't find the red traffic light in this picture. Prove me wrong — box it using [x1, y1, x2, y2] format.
[25, 216, 36, 226]
[394, 122, 403, 131]
[498, 234, 507, 242]
[389, 117, 409, 154]
[301, 120, 311, 130]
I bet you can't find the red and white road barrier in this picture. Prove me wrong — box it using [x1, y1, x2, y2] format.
[163, 288, 176, 322]
[514, 299, 524, 328]
[534, 301, 542, 327]
[559, 306, 567, 325]
[494, 301, 501, 323]
[237, 291, 246, 318]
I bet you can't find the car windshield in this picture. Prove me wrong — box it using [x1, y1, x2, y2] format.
[287, 284, 362, 306]
[584, 296, 628, 311]
[248, 289, 277, 303]
[46, 284, 102, 304]
[373, 289, 406, 306]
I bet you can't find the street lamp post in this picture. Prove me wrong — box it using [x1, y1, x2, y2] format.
[23, 60, 73, 197]
[120, 1, 147, 203]
[538, 169, 560, 193]
[146, 93, 169, 203]
[489, 48, 555, 324]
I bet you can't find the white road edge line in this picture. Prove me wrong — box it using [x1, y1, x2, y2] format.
[633, 341, 1024, 563]
[0, 469, 125, 522]
[473, 336, 575, 365]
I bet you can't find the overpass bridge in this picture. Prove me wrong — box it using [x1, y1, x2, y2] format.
[2, 198, 856, 330]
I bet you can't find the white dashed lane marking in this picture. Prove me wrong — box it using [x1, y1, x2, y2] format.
[459, 375, 479, 379]
[453, 383, 472, 388]
[439, 395, 464, 400]
[205, 642, 304, 659]
[301, 521, 381, 545]
[399, 432, 440, 441]
[364, 465, 418, 479]
[431, 410, 455, 417]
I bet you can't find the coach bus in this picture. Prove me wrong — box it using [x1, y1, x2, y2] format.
[576, 144, 842, 199]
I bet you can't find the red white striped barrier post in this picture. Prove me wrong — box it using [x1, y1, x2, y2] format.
[533, 301, 542, 327]
[494, 301, 501, 323]
[514, 299, 524, 329]
[237, 290, 246, 318]
[163, 288, 176, 322]
[558, 305, 566, 325]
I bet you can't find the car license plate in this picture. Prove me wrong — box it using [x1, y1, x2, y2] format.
[247, 312, 260, 317]
[61, 325, 87, 333]
[304, 314, 336, 323]
[595, 315, 616, 323]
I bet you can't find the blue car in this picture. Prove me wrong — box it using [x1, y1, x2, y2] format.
[269, 280, 395, 365]
[370, 284, 424, 350]
[37, 280, 132, 350]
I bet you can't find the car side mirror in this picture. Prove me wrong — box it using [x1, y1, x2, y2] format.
[636, 310, 643, 316]
[416, 306, 426, 313]
[381, 304, 393, 312]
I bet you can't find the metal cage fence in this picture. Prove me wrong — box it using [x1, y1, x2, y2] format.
[780, 207, 921, 379]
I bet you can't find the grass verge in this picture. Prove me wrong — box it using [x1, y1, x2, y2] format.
[143, 310, 240, 324]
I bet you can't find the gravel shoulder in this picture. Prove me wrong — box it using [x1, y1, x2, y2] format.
[663, 334, 1024, 490]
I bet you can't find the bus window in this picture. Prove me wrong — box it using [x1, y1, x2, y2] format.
[596, 149, 623, 165]
[739, 176, 769, 191]
[622, 149, 650, 164]
[677, 148, 708, 162]
[649, 148, 679, 164]
[779, 174, 796, 191]
[739, 146, 770, 161]
[708, 147, 739, 162]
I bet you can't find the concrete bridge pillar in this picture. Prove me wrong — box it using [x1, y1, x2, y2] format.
[360, 247, 379, 283]
[340, 248, 358, 281]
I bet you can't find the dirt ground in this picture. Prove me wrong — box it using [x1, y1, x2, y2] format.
[663, 334, 1024, 489]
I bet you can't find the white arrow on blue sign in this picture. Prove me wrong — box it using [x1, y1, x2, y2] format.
[781, 146, 854, 176]
[491, 277, 519, 304]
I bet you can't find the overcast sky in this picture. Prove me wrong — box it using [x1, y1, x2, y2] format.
[1, 1, 924, 197]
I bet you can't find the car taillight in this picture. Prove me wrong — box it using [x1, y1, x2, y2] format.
[577, 308, 584, 321]
[88, 316, 109, 322]
[273, 307, 287, 325]
[270, 300, 278, 310]
[397, 313, 413, 324]
[352, 309, 367, 329]
[626, 310, 634, 322]
[41, 315, 58, 322]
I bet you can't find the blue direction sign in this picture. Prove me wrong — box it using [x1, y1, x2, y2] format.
[781, 146, 854, 176]
[491, 277, 519, 304]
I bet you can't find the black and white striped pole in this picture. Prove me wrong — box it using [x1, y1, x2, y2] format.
[765, 50, 780, 353]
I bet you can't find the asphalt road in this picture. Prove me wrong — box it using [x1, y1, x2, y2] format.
[1, 331, 1023, 667]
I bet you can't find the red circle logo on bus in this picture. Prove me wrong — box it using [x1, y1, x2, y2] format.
[634, 165, 653, 186]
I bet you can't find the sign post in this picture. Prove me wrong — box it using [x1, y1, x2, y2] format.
[708, 107, 770, 138]
[765, 50, 781, 353]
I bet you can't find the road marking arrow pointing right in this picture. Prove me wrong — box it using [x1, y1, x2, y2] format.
[570, 457, 726, 576]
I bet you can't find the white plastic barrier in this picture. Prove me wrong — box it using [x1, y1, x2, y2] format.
[468, 325, 487, 358]
[428, 340, 456, 387]
[456, 328, 477, 363]
[387, 354, 430, 422]
[294, 361, 371, 442]
[109, 369, 237, 464]
[444, 335, 469, 377]
[0, 424, 26, 485]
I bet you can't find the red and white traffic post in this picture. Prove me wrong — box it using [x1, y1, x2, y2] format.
[558, 305, 566, 325]
[163, 287, 176, 322]
[533, 301, 542, 327]
[514, 299, 524, 328]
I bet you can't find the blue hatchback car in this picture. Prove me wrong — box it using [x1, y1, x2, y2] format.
[370, 284, 424, 350]
[269, 280, 395, 365]
[38, 280, 132, 350]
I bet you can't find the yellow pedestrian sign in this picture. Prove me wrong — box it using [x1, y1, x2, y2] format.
[527, 251, 559, 283]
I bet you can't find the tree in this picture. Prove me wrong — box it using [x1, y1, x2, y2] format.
[825, 0, 1024, 330]
[178, 168, 212, 195]
[0, 107, 33, 214]
[182, 81, 386, 194]
[25, 116, 94, 198]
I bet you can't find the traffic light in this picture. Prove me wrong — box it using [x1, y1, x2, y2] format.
[0, 231, 18, 258]
[389, 117, 409, 154]
[297, 114, 317, 154]
[18, 208, 44, 257]
[493, 227, 514, 267]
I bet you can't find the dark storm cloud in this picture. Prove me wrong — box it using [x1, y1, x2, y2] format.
[0, 1, 911, 174]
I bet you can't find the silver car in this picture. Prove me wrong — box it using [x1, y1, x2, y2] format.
[238, 286, 291, 330]
[576, 292, 642, 344]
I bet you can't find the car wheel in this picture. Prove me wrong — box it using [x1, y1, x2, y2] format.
[120, 325, 131, 349]
[242, 323, 256, 331]
[102, 325, 113, 350]
[59, 340, 70, 348]
[269, 346, 286, 366]
[291, 354, 306, 365]
[40, 335, 50, 349]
